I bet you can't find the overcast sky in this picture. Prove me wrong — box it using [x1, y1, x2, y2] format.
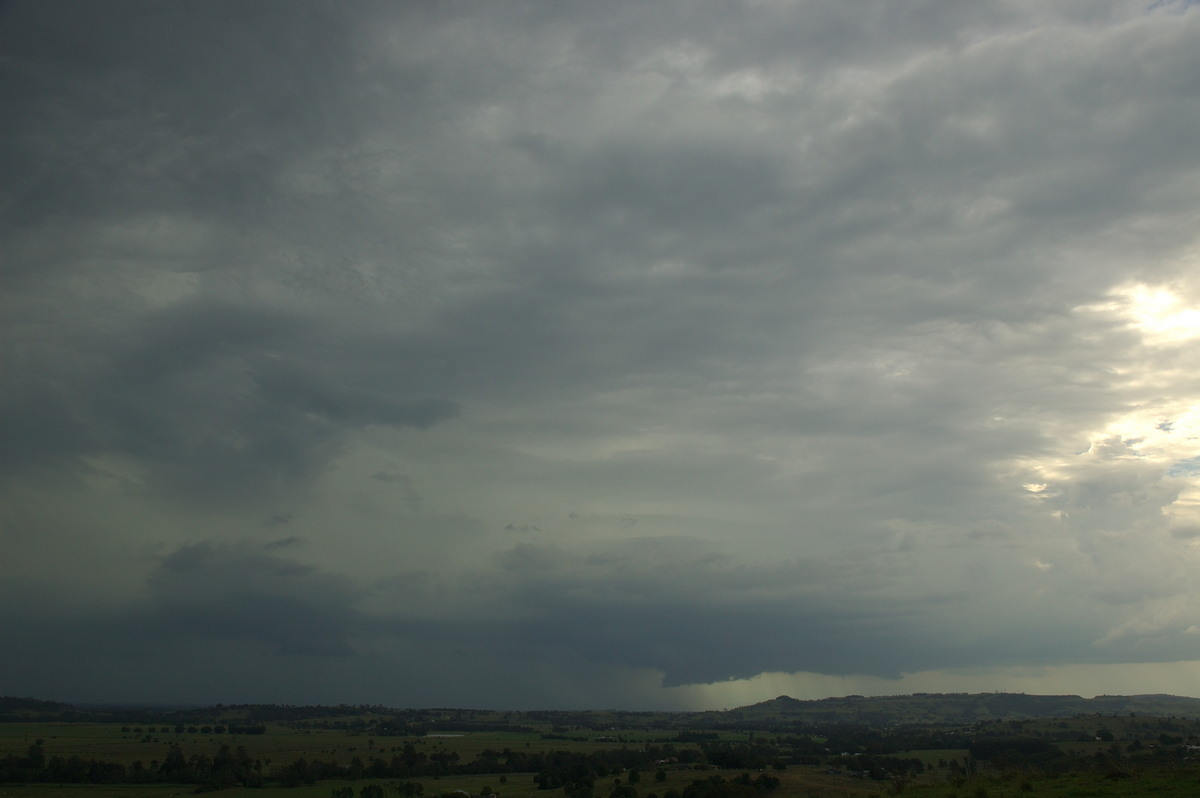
[3, 0, 1200, 710]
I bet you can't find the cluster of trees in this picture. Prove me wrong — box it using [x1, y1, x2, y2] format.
[677, 772, 780, 798]
[121, 723, 267, 735]
[967, 739, 1067, 770]
[296, 718, 538, 736]
[329, 785, 422, 798]
[0, 697, 400, 727]
[537, 770, 781, 798]
[0, 745, 126, 785]
[699, 742, 781, 771]
[1, 744, 428, 791]
[0, 742, 265, 790]
[527, 746, 690, 789]
[0, 732, 930, 790]
[7, 713, 1200, 791]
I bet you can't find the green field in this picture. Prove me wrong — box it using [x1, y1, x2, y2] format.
[10, 769, 1200, 798]
[4, 696, 1200, 798]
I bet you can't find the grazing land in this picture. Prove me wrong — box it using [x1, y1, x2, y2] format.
[2, 694, 1200, 798]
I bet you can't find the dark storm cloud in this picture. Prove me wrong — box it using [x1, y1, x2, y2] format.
[467, 541, 1112, 686]
[0, 0, 424, 500]
[144, 541, 364, 656]
[5, 0, 1200, 707]
[0, 542, 346, 699]
[0, 1, 381, 226]
[0, 297, 457, 500]
[551, 142, 789, 236]
[1, 540, 367, 663]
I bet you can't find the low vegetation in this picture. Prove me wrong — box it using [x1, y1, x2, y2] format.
[2, 694, 1199, 797]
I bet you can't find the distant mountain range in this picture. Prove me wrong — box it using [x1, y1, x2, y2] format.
[4, 692, 1200, 726]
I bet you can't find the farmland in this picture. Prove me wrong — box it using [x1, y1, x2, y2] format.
[3, 694, 1200, 798]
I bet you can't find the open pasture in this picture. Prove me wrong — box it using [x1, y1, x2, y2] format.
[0, 766, 897, 798]
[5, 695, 1200, 798]
[0, 724, 360, 769]
[904, 768, 1200, 798]
[0, 722, 762, 770]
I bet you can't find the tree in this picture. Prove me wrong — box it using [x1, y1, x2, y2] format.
[160, 744, 187, 776]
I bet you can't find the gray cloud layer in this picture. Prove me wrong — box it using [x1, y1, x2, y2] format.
[4, 0, 1200, 708]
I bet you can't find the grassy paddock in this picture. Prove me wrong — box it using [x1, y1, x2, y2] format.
[5, 711, 1200, 798]
[5, 765, 1200, 798]
[0, 724, 367, 768]
[904, 768, 1200, 798]
[0, 784, 361, 798]
[895, 749, 970, 768]
[1, 725, 744, 779]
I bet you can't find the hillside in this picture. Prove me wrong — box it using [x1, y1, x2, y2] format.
[702, 692, 1200, 726]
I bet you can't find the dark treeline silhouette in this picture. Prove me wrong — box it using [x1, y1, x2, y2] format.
[0, 740, 696, 790]
[1, 742, 268, 791]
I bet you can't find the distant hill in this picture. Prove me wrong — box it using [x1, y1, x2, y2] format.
[698, 692, 1200, 726]
[4, 692, 1200, 727]
[0, 696, 72, 720]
